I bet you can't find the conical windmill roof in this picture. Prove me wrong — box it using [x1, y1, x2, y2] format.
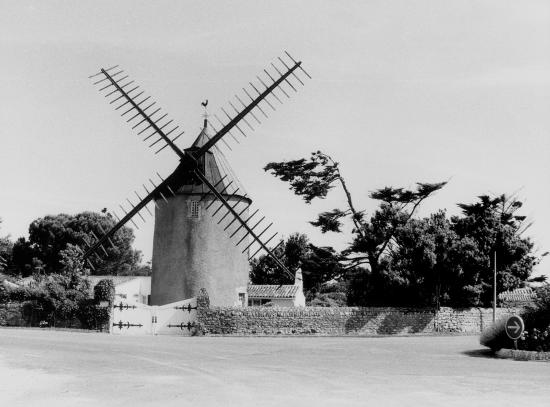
[177, 118, 249, 199]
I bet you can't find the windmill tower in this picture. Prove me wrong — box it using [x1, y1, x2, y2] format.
[151, 117, 252, 306]
[83, 52, 310, 306]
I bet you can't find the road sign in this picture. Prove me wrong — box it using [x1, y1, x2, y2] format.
[505, 315, 524, 340]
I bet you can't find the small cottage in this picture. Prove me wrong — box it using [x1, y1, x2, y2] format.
[247, 269, 305, 307]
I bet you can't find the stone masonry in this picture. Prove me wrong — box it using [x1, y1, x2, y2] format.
[196, 291, 518, 336]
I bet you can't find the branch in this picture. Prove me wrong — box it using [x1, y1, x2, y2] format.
[316, 152, 366, 239]
[374, 181, 446, 261]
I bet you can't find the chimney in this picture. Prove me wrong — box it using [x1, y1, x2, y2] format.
[294, 268, 303, 289]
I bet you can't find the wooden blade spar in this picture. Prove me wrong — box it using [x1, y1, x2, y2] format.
[82, 171, 178, 260]
[194, 60, 302, 157]
[85, 53, 309, 277]
[193, 168, 294, 280]
[101, 69, 185, 159]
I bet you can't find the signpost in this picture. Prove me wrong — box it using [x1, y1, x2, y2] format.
[505, 315, 524, 350]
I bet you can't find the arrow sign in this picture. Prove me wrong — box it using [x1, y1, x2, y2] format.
[505, 315, 525, 340]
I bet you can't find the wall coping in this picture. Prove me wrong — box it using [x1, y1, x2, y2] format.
[497, 348, 550, 362]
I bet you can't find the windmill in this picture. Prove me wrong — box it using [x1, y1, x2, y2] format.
[84, 52, 310, 306]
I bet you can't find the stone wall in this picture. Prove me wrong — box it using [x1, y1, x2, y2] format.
[435, 307, 515, 333]
[196, 293, 518, 336]
[0, 302, 84, 329]
[0, 303, 26, 326]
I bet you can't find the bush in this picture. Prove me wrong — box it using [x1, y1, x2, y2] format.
[522, 285, 550, 330]
[308, 292, 347, 307]
[94, 279, 115, 305]
[78, 279, 115, 330]
[518, 285, 550, 351]
[520, 327, 550, 352]
[480, 316, 513, 351]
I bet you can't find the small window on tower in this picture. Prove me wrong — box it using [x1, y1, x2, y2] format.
[189, 200, 201, 219]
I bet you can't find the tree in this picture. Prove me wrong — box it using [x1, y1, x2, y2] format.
[385, 194, 543, 307]
[448, 194, 543, 306]
[12, 212, 141, 276]
[265, 151, 446, 305]
[250, 233, 309, 286]
[387, 211, 457, 307]
[11, 244, 91, 326]
[11, 237, 39, 277]
[250, 233, 344, 300]
[0, 218, 13, 274]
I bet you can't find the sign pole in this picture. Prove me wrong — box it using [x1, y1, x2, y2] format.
[493, 250, 497, 324]
[505, 315, 524, 349]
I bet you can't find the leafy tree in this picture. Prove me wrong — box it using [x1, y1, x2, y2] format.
[448, 194, 543, 306]
[12, 212, 141, 276]
[250, 233, 310, 286]
[308, 280, 348, 307]
[265, 151, 446, 305]
[10, 244, 91, 326]
[250, 233, 344, 300]
[379, 194, 543, 307]
[11, 237, 39, 277]
[387, 211, 457, 307]
[0, 218, 13, 274]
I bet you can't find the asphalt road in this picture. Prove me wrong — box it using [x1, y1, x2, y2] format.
[0, 329, 548, 407]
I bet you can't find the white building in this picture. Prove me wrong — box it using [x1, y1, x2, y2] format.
[87, 276, 151, 305]
[247, 269, 306, 307]
[86, 268, 306, 308]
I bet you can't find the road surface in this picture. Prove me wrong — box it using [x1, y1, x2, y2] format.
[0, 329, 548, 406]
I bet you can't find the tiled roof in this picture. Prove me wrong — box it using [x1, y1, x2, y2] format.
[247, 285, 299, 299]
[498, 287, 537, 304]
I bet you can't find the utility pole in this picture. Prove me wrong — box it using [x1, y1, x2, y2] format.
[493, 251, 497, 323]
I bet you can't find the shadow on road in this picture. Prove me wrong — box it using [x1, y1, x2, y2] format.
[462, 348, 498, 359]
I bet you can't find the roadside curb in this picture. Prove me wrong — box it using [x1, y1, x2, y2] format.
[496, 348, 550, 362]
[0, 326, 107, 334]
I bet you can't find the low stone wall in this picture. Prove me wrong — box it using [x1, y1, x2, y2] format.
[198, 307, 436, 336]
[0, 302, 83, 329]
[196, 293, 518, 336]
[0, 303, 26, 326]
[435, 307, 516, 333]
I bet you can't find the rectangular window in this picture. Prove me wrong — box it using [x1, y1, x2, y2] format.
[188, 200, 201, 219]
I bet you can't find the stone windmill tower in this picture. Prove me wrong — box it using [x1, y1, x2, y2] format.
[151, 117, 252, 306]
[83, 52, 310, 306]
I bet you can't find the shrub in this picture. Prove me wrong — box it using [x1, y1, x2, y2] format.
[522, 285, 550, 329]
[520, 327, 550, 352]
[308, 291, 347, 307]
[518, 285, 550, 351]
[77, 279, 115, 330]
[94, 279, 115, 305]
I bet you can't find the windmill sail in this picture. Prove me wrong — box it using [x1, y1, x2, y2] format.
[83, 169, 182, 259]
[84, 52, 310, 279]
[90, 67, 186, 157]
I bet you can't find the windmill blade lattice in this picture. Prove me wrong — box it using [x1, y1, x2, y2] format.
[84, 52, 310, 278]
[195, 51, 310, 156]
[82, 169, 185, 260]
[89, 66, 186, 157]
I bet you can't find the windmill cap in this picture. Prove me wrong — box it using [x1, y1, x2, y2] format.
[176, 118, 250, 200]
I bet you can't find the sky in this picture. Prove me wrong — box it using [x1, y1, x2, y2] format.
[0, 1, 549, 276]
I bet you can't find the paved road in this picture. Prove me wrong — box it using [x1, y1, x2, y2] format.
[0, 329, 548, 407]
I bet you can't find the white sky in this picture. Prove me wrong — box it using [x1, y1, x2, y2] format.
[0, 1, 548, 276]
